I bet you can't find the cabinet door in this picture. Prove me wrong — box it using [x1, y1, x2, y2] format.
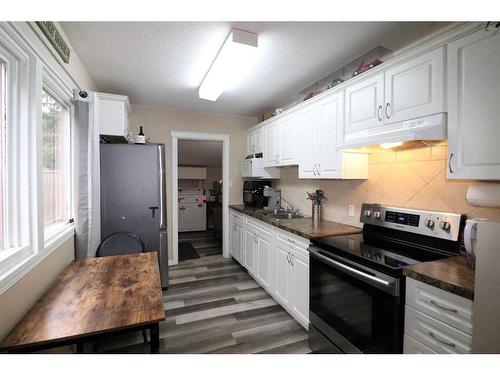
[230, 222, 237, 258]
[256, 231, 273, 290]
[274, 239, 291, 307]
[99, 97, 128, 137]
[246, 132, 253, 154]
[278, 114, 297, 166]
[317, 92, 343, 178]
[235, 221, 244, 264]
[290, 248, 309, 328]
[447, 29, 500, 180]
[179, 202, 206, 231]
[384, 47, 445, 124]
[244, 227, 256, 274]
[345, 73, 384, 134]
[263, 122, 278, 167]
[297, 104, 319, 178]
[254, 127, 263, 153]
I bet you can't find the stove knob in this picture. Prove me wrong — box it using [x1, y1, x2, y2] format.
[425, 219, 435, 228]
[374, 211, 381, 219]
[364, 210, 372, 218]
[439, 220, 451, 231]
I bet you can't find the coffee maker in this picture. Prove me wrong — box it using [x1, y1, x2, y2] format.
[243, 180, 270, 208]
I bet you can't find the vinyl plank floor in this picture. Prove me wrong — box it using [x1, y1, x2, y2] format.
[39, 240, 311, 354]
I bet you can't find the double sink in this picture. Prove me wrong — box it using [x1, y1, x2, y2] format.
[256, 209, 304, 220]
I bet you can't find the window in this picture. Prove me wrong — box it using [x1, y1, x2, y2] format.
[0, 60, 5, 251]
[41, 88, 71, 236]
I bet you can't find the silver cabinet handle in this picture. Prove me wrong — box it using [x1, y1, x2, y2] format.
[313, 164, 317, 176]
[286, 252, 290, 264]
[385, 103, 391, 119]
[448, 153, 454, 173]
[428, 331, 456, 347]
[290, 254, 294, 266]
[317, 163, 321, 176]
[430, 299, 458, 313]
[377, 105, 383, 121]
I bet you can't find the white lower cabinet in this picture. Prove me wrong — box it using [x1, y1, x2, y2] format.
[404, 278, 473, 354]
[229, 210, 310, 329]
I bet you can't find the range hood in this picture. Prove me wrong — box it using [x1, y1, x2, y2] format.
[337, 113, 447, 150]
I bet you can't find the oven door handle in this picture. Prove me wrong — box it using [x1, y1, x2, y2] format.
[310, 249, 399, 295]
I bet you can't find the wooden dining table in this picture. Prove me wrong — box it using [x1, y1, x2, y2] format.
[0, 252, 166, 353]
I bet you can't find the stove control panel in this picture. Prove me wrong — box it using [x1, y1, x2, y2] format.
[360, 203, 463, 241]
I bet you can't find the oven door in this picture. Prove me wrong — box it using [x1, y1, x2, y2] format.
[309, 246, 403, 353]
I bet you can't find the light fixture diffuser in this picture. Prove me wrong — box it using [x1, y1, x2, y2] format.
[199, 29, 258, 101]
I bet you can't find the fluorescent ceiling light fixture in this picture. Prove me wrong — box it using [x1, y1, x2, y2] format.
[380, 141, 403, 149]
[199, 29, 258, 101]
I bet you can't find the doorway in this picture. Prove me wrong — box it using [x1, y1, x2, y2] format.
[171, 131, 230, 265]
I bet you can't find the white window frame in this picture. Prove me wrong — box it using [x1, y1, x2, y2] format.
[0, 23, 74, 295]
[41, 68, 74, 248]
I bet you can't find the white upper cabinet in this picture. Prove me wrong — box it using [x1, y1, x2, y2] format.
[297, 91, 368, 179]
[345, 73, 385, 134]
[97, 93, 130, 138]
[277, 114, 297, 165]
[263, 113, 298, 167]
[447, 29, 500, 180]
[297, 104, 318, 178]
[246, 126, 262, 155]
[263, 121, 279, 167]
[384, 47, 445, 124]
[317, 92, 343, 178]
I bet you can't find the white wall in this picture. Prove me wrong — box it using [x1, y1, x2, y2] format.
[0, 22, 96, 341]
[129, 105, 257, 261]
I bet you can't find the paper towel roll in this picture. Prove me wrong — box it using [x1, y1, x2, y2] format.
[466, 184, 500, 208]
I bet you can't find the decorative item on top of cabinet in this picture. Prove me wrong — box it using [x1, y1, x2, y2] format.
[97, 92, 130, 142]
[447, 27, 500, 180]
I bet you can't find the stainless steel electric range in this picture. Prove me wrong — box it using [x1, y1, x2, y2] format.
[308, 203, 464, 354]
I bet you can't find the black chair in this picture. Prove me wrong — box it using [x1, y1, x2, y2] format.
[95, 232, 149, 348]
[96, 231, 146, 257]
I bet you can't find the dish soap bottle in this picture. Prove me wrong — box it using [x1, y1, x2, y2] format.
[135, 126, 146, 144]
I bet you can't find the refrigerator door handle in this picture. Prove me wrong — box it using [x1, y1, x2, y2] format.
[149, 206, 159, 218]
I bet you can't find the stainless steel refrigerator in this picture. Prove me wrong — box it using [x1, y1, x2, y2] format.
[100, 143, 168, 288]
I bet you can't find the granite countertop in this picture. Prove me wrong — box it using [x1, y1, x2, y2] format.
[403, 256, 475, 300]
[229, 204, 362, 240]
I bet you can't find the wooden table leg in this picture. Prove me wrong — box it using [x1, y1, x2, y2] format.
[150, 323, 160, 354]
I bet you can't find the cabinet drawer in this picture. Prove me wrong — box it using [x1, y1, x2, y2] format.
[403, 334, 437, 354]
[405, 306, 471, 354]
[406, 278, 473, 334]
[230, 210, 244, 223]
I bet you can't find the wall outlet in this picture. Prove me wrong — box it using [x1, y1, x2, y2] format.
[348, 204, 355, 217]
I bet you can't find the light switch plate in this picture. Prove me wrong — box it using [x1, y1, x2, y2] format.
[348, 204, 355, 217]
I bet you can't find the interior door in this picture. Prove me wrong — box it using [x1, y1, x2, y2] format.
[274, 238, 291, 307]
[447, 29, 500, 180]
[256, 231, 272, 290]
[317, 92, 343, 178]
[263, 122, 278, 167]
[345, 72, 384, 134]
[384, 47, 445, 124]
[297, 104, 319, 178]
[278, 114, 297, 166]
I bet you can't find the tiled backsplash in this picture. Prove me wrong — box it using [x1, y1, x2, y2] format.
[275, 142, 500, 228]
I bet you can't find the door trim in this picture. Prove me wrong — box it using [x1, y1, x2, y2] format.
[170, 131, 230, 266]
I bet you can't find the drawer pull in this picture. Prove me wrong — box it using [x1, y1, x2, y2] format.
[430, 299, 458, 313]
[428, 331, 456, 347]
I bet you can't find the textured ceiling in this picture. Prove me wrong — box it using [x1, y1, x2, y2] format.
[61, 22, 451, 116]
[178, 140, 222, 167]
